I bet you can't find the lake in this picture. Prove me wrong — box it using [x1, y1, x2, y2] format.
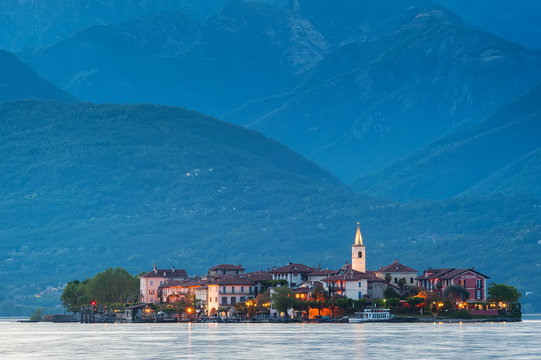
[1, 316, 540, 359]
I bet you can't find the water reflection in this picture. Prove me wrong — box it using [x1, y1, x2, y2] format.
[0, 320, 540, 359]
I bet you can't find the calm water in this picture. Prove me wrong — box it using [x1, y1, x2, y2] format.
[1, 316, 540, 359]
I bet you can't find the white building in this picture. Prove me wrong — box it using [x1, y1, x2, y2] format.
[207, 276, 256, 315]
[271, 263, 316, 288]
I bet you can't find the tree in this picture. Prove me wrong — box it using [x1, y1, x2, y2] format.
[271, 287, 295, 315]
[488, 283, 521, 303]
[384, 274, 392, 288]
[444, 285, 470, 304]
[335, 297, 354, 315]
[397, 278, 407, 293]
[86, 267, 139, 304]
[61, 280, 89, 313]
[407, 296, 424, 308]
[30, 307, 43, 322]
[353, 298, 367, 312]
[260, 279, 288, 294]
[384, 287, 400, 299]
[386, 298, 400, 312]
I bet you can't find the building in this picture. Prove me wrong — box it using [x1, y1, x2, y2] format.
[322, 264, 369, 300]
[139, 265, 188, 303]
[246, 270, 273, 296]
[376, 260, 418, 289]
[308, 268, 337, 284]
[271, 263, 316, 288]
[207, 276, 256, 315]
[351, 222, 366, 273]
[208, 264, 245, 277]
[417, 268, 490, 301]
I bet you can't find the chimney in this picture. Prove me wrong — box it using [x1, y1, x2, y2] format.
[153, 264, 157, 273]
[172, 266, 175, 272]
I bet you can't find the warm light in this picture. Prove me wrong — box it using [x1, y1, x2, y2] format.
[295, 294, 300, 298]
[437, 302, 444, 307]
[301, 294, 305, 299]
[145, 308, 150, 313]
[187, 308, 193, 313]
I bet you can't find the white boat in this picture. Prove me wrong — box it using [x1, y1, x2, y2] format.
[348, 308, 392, 323]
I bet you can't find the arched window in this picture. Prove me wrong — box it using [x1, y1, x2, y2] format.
[358, 251, 363, 258]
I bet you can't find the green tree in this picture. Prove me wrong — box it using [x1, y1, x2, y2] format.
[353, 298, 367, 312]
[397, 278, 407, 293]
[86, 267, 139, 304]
[386, 298, 400, 313]
[488, 283, 521, 303]
[444, 285, 470, 304]
[271, 287, 295, 315]
[384, 273, 392, 288]
[30, 307, 43, 321]
[336, 297, 354, 315]
[407, 296, 424, 309]
[61, 280, 89, 313]
[384, 287, 400, 299]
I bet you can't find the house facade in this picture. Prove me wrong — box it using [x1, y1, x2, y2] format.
[271, 263, 316, 288]
[139, 265, 188, 303]
[417, 268, 490, 301]
[207, 276, 256, 315]
[208, 264, 245, 277]
[376, 260, 418, 288]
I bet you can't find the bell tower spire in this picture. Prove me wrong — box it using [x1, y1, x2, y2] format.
[352, 222, 366, 273]
[355, 222, 363, 245]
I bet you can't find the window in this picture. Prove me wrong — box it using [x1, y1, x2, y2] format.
[394, 278, 397, 284]
[222, 297, 227, 305]
[231, 297, 236, 305]
[358, 251, 362, 258]
[240, 296, 246, 302]
[358, 282, 362, 287]
[215, 297, 217, 303]
[150, 280, 153, 286]
[358, 292, 362, 299]
[249, 287, 253, 293]
[222, 286, 226, 293]
[476, 279, 482, 289]
[241, 286, 244, 292]
[410, 278, 414, 284]
[160, 281, 163, 285]
[231, 287, 235, 294]
[476, 290, 481, 300]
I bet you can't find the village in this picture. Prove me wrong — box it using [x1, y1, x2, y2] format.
[117, 223, 519, 323]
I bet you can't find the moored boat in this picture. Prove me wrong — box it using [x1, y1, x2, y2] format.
[348, 308, 392, 323]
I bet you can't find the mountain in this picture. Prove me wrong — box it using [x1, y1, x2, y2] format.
[0, 0, 225, 52]
[433, 0, 541, 50]
[20, 1, 329, 117]
[0, 50, 76, 102]
[352, 83, 541, 201]
[20, 1, 541, 183]
[1, 101, 540, 314]
[229, 6, 541, 181]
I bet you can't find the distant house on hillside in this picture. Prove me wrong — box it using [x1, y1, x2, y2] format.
[139, 265, 188, 303]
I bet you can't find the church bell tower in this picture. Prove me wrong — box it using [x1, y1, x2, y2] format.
[351, 222, 366, 273]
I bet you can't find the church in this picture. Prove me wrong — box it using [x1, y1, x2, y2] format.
[322, 223, 407, 300]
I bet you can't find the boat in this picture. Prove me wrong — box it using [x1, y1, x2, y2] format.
[348, 308, 392, 323]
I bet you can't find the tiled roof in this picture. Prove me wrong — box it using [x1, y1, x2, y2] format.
[212, 275, 255, 286]
[246, 271, 273, 282]
[309, 269, 337, 277]
[416, 268, 489, 280]
[323, 271, 372, 282]
[141, 267, 188, 279]
[271, 263, 316, 274]
[209, 264, 245, 271]
[379, 260, 417, 273]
